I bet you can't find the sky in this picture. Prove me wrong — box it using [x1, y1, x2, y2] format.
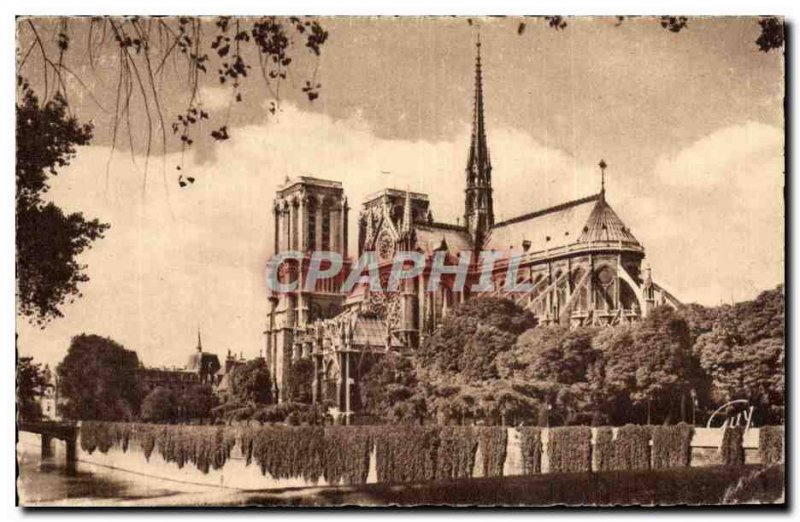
[16, 16, 784, 369]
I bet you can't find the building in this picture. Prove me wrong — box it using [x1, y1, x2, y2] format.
[136, 330, 222, 394]
[264, 40, 680, 419]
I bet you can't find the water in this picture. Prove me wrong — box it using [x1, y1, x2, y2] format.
[16, 437, 180, 506]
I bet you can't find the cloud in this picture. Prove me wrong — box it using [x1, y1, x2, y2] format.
[16, 106, 784, 370]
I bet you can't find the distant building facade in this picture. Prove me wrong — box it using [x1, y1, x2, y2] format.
[136, 330, 222, 394]
[264, 41, 680, 419]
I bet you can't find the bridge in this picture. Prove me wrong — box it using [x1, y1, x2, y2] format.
[18, 421, 78, 472]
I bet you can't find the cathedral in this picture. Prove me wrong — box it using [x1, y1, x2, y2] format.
[264, 42, 680, 420]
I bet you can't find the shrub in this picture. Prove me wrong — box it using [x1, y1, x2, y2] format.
[81, 422, 237, 473]
[374, 425, 440, 483]
[721, 426, 745, 466]
[436, 426, 478, 480]
[722, 463, 785, 504]
[758, 425, 784, 465]
[322, 426, 374, 485]
[652, 423, 693, 469]
[594, 427, 614, 472]
[247, 426, 325, 481]
[611, 424, 651, 471]
[517, 427, 543, 475]
[477, 426, 507, 477]
[548, 426, 592, 473]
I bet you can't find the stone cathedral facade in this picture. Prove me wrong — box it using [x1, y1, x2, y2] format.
[264, 43, 680, 419]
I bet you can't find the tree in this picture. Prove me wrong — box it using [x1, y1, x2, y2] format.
[16, 356, 51, 422]
[287, 357, 314, 404]
[57, 334, 142, 420]
[228, 358, 272, 406]
[16, 85, 109, 325]
[140, 386, 178, 423]
[360, 352, 421, 423]
[601, 307, 696, 424]
[179, 384, 217, 422]
[418, 297, 535, 381]
[692, 286, 785, 424]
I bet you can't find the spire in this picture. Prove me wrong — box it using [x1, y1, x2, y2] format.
[598, 159, 607, 199]
[467, 35, 491, 180]
[402, 188, 412, 233]
[196, 328, 203, 353]
[464, 34, 494, 242]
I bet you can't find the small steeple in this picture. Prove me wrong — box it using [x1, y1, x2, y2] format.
[402, 188, 413, 233]
[196, 328, 203, 353]
[598, 159, 607, 198]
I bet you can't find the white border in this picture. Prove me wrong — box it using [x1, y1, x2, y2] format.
[3, 1, 797, 520]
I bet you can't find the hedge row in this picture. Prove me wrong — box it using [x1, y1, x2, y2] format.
[652, 423, 693, 469]
[478, 427, 508, 477]
[721, 426, 745, 466]
[548, 426, 592, 473]
[758, 425, 784, 465]
[517, 427, 543, 475]
[80, 422, 784, 483]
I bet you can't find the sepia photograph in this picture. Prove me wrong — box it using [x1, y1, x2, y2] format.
[13, 11, 786, 508]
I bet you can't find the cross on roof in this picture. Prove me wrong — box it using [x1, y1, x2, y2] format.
[598, 159, 607, 193]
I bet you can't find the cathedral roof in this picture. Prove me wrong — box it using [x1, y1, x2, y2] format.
[486, 193, 640, 254]
[413, 222, 474, 254]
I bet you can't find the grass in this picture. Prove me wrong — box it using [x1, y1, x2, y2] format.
[240, 465, 784, 507]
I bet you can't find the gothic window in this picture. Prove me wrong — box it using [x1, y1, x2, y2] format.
[291, 202, 299, 250]
[322, 202, 331, 251]
[307, 199, 317, 250]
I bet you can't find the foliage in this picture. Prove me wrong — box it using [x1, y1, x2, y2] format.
[418, 297, 535, 381]
[693, 287, 784, 424]
[374, 425, 440, 483]
[436, 426, 478, 480]
[288, 357, 314, 403]
[594, 427, 614, 472]
[15, 86, 108, 324]
[547, 426, 592, 473]
[720, 426, 745, 466]
[140, 387, 178, 423]
[600, 307, 697, 424]
[722, 463, 785, 505]
[228, 358, 272, 406]
[18, 17, 329, 181]
[321, 426, 374, 485]
[360, 352, 422, 423]
[758, 426, 784, 465]
[57, 334, 142, 421]
[756, 17, 784, 53]
[610, 424, 651, 471]
[246, 426, 325, 482]
[179, 384, 217, 422]
[651, 423, 693, 469]
[16, 356, 51, 421]
[477, 426, 507, 477]
[80, 421, 237, 473]
[517, 427, 543, 475]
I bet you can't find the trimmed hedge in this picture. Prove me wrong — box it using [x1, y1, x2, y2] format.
[517, 427, 543, 475]
[81, 421, 237, 473]
[611, 424, 651, 471]
[720, 426, 745, 466]
[759, 425, 784, 465]
[477, 427, 507, 478]
[374, 425, 440, 483]
[594, 427, 614, 472]
[548, 426, 592, 473]
[436, 426, 478, 480]
[652, 423, 693, 469]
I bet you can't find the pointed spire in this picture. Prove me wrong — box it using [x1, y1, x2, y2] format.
[196, 328, 203, 353]
[402, 188, 412, 233]
[467, 35, 491, 178]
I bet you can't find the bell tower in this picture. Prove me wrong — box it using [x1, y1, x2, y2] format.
[463, 36, 494, 245]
